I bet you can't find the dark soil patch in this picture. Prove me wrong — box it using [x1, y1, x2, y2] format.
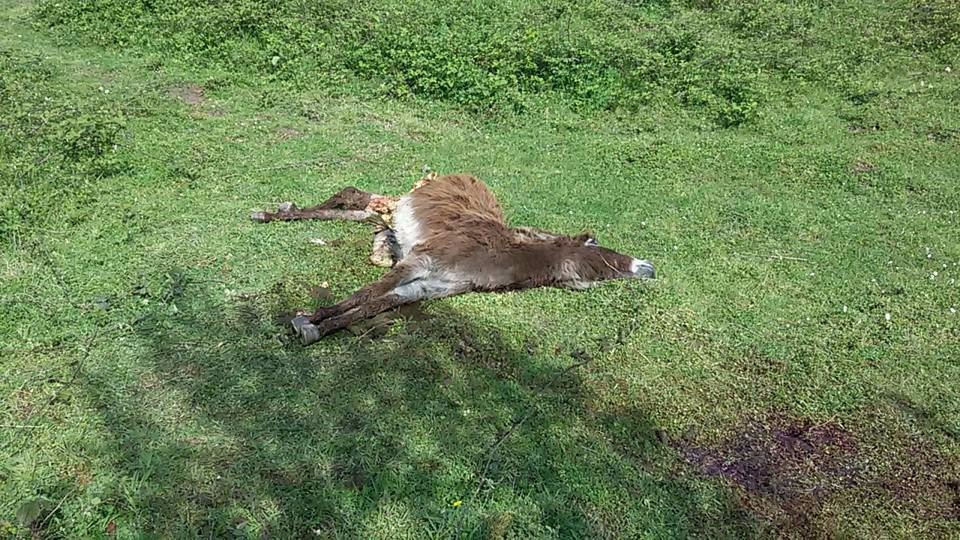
[868, 402, 960, 523]
[331, 460, 367, 490]
[927, 127, 959, 142]
[675, 411, 960, 535]
[676, 413, 858, 534]
[168, 84, 205, 106]
[308, 284, 334, 303]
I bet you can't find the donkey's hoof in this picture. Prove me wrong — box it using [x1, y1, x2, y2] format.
[300, 323, 321, 345]
[290, 315, 311, 336]
[292, 316, 322, 345]
[250, 211, 269, 222]
[278, 201, 298, 212]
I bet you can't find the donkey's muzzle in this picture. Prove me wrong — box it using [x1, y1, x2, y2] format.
[631, 259, 656, 279]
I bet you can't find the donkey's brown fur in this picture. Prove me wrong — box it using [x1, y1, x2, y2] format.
[255, 173, 655, 344]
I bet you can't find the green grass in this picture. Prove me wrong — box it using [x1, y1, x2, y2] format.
[2, 0, 959, 537]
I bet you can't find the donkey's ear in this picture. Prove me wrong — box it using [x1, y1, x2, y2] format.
[574, 232, 598, 246]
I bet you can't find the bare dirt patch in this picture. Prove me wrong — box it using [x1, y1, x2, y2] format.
[13, 388, 37, 420]
[677, 413, 857, 534]
[851, 159, 877, 174]
[275, 127, 303, 140]
[675, 411, 959, 535]
[168, 84, 205, 106]
[848, 122, 881, 134]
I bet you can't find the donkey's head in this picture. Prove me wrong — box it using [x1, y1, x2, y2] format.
[571, 233, 655, 279]
[534, 234, 655, 290]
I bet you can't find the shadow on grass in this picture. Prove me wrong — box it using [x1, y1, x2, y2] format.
[79, 267, 760, 538]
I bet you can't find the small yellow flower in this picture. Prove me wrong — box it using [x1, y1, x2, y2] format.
[451, 500, 463, 508]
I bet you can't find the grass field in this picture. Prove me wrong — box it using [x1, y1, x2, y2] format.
[1, 0, 959, 537]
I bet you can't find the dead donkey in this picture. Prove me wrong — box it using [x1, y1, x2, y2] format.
[252, 173, 656, 345]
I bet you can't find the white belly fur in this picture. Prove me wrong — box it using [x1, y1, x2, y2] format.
[392, 195, 421, 259]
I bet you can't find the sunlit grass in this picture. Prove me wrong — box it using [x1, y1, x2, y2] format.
[1, 0, 959, 537]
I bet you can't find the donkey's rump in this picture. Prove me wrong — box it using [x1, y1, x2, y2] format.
[407, 174, 506, 230]
[393, 174, 507, 258]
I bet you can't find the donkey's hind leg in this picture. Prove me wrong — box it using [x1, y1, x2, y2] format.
[304, 272, 470, 343]
[251, 186, 380, 223]
[370, 227, 402, 268]
[292, 258, 427, 343]
[295, 261, 473, 345]
[295, 294, 411, 345]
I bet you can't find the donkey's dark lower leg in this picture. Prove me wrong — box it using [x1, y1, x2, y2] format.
[298, 294, 412, 343]
[251, 208, 374, 223]
[250, 186, 380, 223]
[291, 262, 416, 338]
[304, 262, 420, 324]
[292, 260, 427, 344]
